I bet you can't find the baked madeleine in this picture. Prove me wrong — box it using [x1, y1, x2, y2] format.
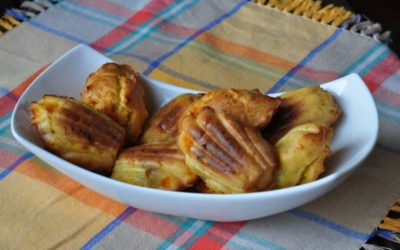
[178, 107, 278, 194]
[111, 144, 197, 190]
[141, 93, 203, 144]
[274, 123, 333, 188]
[264, 86, 341, 143]
[184, 89, 281, 128]
[30, 95, 125, 175]
[81, 63, 147, 144]
[300, 147, 331, 184]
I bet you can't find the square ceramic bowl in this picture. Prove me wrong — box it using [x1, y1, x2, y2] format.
[11, 45, 378, 221]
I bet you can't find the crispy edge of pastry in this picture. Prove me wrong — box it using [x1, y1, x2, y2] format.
[30, 95, 125, 175]
[178, 107, 278, 194]
[300, 146, 331, 184]
[140, 93, 203, 144]
[183, 88, 281, 128]
[264, 86, 341, 144]
[81, 62, 148, 144]
[111, 143, 198, 190]
[274, 123, 333, 188]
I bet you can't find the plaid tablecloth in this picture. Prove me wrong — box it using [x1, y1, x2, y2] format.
[1, 0, 400, 249]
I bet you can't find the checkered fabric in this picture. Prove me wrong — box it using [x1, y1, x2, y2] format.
[0, 1, 399, 249]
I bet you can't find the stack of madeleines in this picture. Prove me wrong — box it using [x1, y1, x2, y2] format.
[30, 63, 341, 194]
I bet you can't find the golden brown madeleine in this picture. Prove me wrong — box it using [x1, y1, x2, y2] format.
[30, 95, 125, 175]
[111, 144, 198, 190]
[178, 107, 278, 194]
[264, 86, 341, 143]
[274, 123, 333, 188]
[183, 89, 281, 128]
[81, 63, 147, 144]
[141, 93, 203, 144]
[300, 147, 331, 184]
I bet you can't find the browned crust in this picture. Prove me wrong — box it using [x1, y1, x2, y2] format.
[30, 95, 125, 175]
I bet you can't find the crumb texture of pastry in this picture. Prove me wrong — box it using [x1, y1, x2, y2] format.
[178, 107, 278, 194]
[30, 95, 125, 175]
[183, 89, 281, 128]
[81, 62, 148, 144]
[264, 86, 341, 143]
[274, 123, 333, 188]
[141, 93, 203, 144]
[111, 143, 198, 190]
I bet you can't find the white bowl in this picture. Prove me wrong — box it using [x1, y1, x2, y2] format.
[11, 45, 378, 222]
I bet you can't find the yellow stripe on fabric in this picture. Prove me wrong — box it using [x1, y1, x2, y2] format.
[16, 158, 127, 217]
[160, 45, 277, 91]
[0, 171, 115, 249]
[209, 2, 335, 63]
[149, 68, 209, 91]
[158, 1, 335, 91]
[111, 55, 150, 73]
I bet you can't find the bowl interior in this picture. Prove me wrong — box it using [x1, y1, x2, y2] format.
[11, 45, 378, 197]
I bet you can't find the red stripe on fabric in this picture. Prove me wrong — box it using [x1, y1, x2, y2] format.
[296, 66, 340, 83]
[190, 236, 224, 250]
[76, 0, 133, 19]
[125, 210, 179, 239]
[189, 222, 246, 250]
[0, 66, 48, 117]
[91, 0, 175, 51]
[0, 94, 17, 118]
[363, 54, 400, 93]
[376, 86, 400, 108]
[159, 21, 196, 37]
[77, 0, 197, 39]
[0, 149, 21, 168]
[174, 231, 194, 246]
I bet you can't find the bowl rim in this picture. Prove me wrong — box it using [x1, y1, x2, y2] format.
[10, 45, 379, 200]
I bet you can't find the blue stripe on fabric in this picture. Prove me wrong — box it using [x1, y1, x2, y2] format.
[6, 9, 29, 21]
[29, 20, 90, 45]
[81, 207, 136, 250]
[61, 1, 125, 23]
[342, 42, 384, 75]
[27, 20, 153, 64]
[157, 219, 197, 250]
[359, 50, 390, 76]
[0, 112, 12, 126]
[154, 213, 283, 250]
[0, 141, 28, 156]
[289, 209, 369, 240]
[180, 221, 214, 249]
[377, 229, 400, 242]
[58, 1, 124, 28]
[106, 0, 197, 55]
[24, 21, 217, 89]
[143, 0, 250, 75]
[378, 109, 400, 123]
[112, 0, 199, 55]
[0, 87, 9, 96]
[224, 241, 259, 250]
[375, 98, 400, 114]
[234, 231, 285, 250]
[0, 152, 33, 180]
[268, 28, 343, 93]
[58, 1, 189, 46]
[155, 213, 185, 225]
